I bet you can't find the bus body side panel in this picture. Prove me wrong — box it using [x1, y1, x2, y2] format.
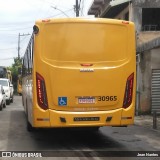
[22, 76, 28, 113]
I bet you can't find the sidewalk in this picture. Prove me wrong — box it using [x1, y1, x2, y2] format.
[134, 115, 160, 131]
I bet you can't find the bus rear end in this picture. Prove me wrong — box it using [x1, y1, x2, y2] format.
[32, 18, 136, 128]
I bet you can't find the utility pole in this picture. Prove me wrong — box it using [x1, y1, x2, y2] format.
[75, 0, 79, 17]
[18, 33, 20, 59]
[18, 33, 30, 59]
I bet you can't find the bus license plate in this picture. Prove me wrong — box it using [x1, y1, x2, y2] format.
[78, 97, 95, 104]
[74, 117, 100, 121]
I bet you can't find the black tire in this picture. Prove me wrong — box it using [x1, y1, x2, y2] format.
[22, 95, 24, 106]
[0, 104, 3, 111]
[3, 101, 6, 108]
[26, 100, 35, 132]
[6, 100, 10, 105]
[27, 120, 35, 132]
[10, 97, 13, 103]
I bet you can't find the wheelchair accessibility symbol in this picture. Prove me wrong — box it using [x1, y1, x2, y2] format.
[58, 97, 67, 106]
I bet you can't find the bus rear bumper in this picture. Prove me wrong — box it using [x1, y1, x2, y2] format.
[33, 106, 134, 128]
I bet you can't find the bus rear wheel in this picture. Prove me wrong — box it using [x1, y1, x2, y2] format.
[27, 121, 35, 132]
[0, 103, 3, 111]
[3, 102, 6, 108]
[6, 100, 10, 105]
[26, 106, 35, 132]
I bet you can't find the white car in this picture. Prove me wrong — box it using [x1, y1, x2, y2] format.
[0, 78, 14, 105]
[0, 85, 6, 110]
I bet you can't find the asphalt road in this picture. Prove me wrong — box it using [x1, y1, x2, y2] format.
[0, 96, 160, 160]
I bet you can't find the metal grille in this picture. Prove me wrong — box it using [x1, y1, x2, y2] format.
[151, 69, 160, 113]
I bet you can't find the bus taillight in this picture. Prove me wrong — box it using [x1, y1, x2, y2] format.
[123, 73, 134, 109]
[36, 72, 48, 110]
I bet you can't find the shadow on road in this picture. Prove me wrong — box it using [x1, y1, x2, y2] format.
[6, 110, 125, 151]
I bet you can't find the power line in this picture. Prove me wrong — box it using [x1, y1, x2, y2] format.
[46, 8, 74, 18]
[0, 33, 18, 36]
[39, 0, 72, 10]
[0, 57, 14, 60]
[51, 6, 70, 17]
[0, 21, 34, 27]
[20, 36, 29, 43]
[0, 48, 16, 51]
[0, 27, 32, 32]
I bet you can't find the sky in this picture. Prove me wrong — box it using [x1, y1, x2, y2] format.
[0, 0, 93, 67]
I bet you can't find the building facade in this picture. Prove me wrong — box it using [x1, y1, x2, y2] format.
[88, 0, 160, 114]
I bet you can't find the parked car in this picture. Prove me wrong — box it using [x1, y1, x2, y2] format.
[10, 83, 14, 103]
[0, 85, 6, 110]
[0, 78, 14, 105]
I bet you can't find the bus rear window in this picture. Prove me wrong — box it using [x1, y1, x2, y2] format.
[41, 23, 127, 62]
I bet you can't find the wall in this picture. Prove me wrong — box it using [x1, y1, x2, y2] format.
[130, 7, 142, 33]
[137, 47, 160, 113]
[138, 51, 151, 113]
[132, 0, 160, 33]
[133, 0, 160, 7]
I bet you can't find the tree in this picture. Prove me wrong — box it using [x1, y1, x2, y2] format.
[8, 57, 22, 93]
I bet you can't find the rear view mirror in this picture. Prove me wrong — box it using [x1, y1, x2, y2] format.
[10, 84, 13, 87]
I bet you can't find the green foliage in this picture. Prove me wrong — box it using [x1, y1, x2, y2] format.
[8, 57, 22, 93]
[8, 57, 22, 75]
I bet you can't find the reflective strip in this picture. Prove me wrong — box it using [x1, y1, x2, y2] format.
[37, 118, 50, 121]
[121, 117, 132, 120]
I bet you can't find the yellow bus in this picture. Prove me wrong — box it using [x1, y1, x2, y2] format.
[17, 75, 22, 95]
[22, 18, 136, 131]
